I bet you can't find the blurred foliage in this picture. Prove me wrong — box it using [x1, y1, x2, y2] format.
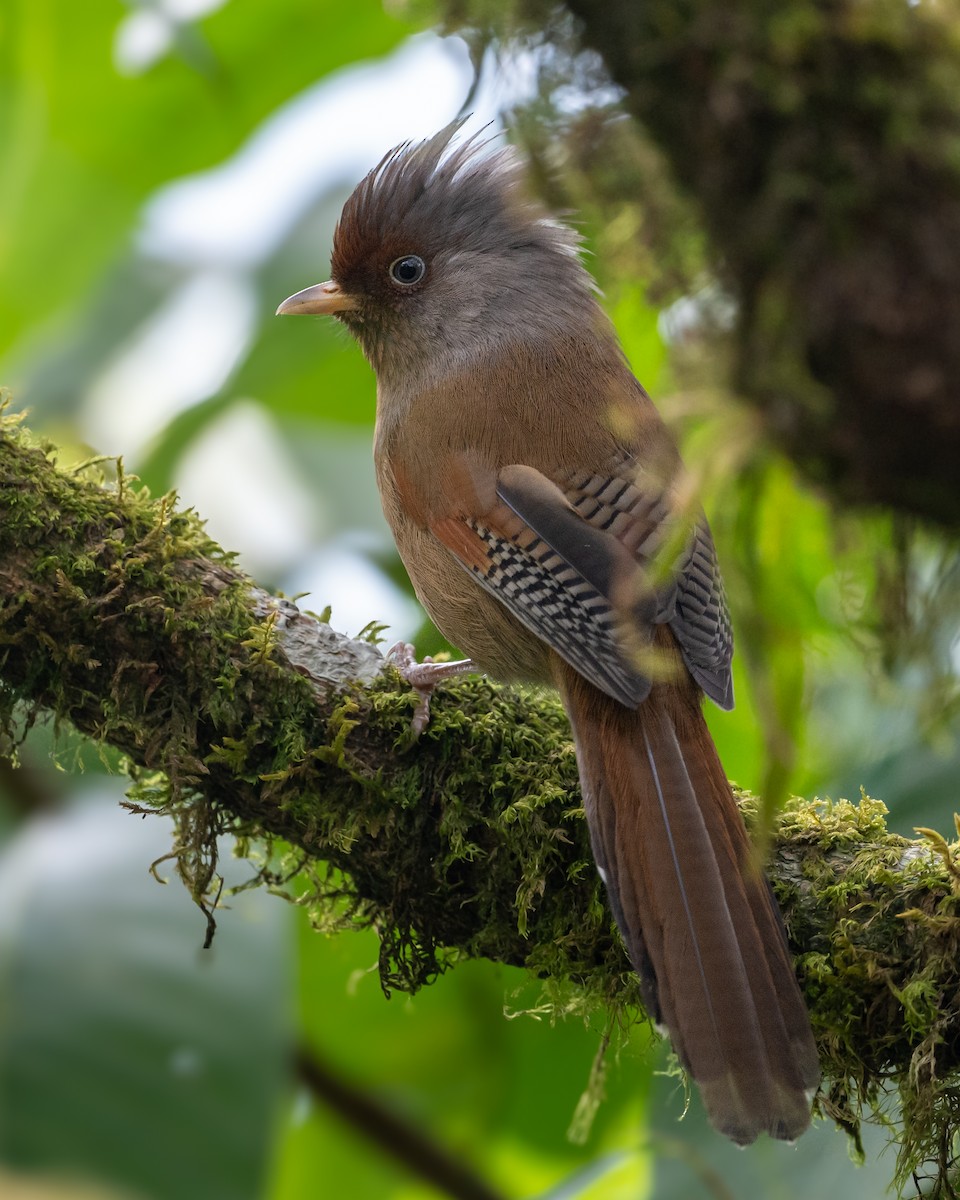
[446, 0, 960, 528]
[0, 1, 958, 1198]
[0, 782, 290, 1200]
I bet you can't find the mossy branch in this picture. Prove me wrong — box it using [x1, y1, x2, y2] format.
[2, 414, 960, 1186]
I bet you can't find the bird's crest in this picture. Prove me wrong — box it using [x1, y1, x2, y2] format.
[331, 119, 580, 280]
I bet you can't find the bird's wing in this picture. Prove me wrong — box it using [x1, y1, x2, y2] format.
[430, 463, 654, 707]
[562, 453, 734, 709]
[430, 455, 733, 710]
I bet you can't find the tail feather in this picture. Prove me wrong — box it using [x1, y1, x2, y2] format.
[697, 741, 822, 1109]
[558, 660, 819, 1144]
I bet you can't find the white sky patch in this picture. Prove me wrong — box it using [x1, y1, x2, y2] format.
[113, 0, 228, 75]
[139, 33, 492, 269]
[173, 400, 317, 577]
[658, 285, 737, 344]
[83, 271, 256, 457]
[164, 0, 228, 18]
[114, 10, 173, 75]
[89, 32, 541, 456]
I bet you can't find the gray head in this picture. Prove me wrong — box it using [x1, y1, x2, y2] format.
[277, 122, 604, 385]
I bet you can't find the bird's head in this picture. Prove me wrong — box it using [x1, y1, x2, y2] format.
[276, 122, 600, 384]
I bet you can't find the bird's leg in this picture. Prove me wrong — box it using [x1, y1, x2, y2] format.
[386, 642, 474, 736]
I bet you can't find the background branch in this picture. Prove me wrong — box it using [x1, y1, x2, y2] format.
[295, 1046, 506, 1200]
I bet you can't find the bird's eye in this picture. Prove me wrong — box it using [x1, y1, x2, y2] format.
[389, 255, 426, 287]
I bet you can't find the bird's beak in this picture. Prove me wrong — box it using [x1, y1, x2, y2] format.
[275, 280, 358, 316]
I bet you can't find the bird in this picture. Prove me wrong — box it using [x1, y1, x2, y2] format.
[276, 121, 820, 1144]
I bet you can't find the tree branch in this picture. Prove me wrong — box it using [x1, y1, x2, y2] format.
[2, 414, 959, 1183]
[295, 1046, 506, 1200]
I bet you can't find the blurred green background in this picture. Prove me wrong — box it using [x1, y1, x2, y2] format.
[1, 2, 957, 1197]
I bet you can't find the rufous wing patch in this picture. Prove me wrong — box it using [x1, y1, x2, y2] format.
[431, 516, 492, 574]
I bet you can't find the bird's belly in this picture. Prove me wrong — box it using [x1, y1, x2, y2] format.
[394, 522, 553, 686]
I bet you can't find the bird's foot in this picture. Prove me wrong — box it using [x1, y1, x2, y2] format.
[386, 642, 474, 737]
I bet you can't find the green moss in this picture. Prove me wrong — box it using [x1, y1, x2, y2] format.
[6, 408, 960, 1189]
[760, 795, 960, 1191]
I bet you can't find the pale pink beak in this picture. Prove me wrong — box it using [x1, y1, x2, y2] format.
[275, 280, 357, 316]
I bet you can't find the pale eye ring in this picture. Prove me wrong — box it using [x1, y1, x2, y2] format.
[389, 255, 426, 287]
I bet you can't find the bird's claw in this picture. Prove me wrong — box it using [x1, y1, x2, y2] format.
[386, 642, 474, 736]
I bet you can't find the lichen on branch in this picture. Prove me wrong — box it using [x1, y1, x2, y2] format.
[1, 410, 960, 1190]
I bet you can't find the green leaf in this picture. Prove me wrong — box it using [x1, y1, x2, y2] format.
[0, 0, 415, 358]
[268, 914, 651, 1199]
[532, 1151, 641, 1199]
[0, 784, 292, 1200]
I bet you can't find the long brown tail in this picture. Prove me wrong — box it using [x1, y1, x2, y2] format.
[557, 660, 820, 1144]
